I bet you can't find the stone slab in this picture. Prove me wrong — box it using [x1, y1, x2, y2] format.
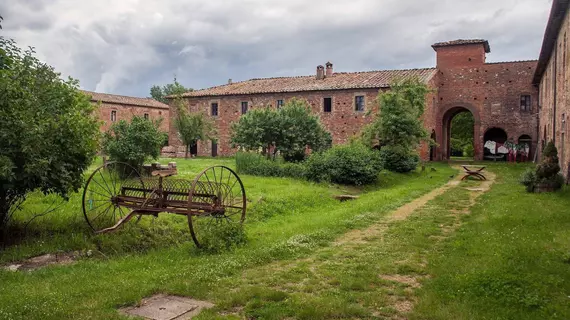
[121, 295, 214, 320]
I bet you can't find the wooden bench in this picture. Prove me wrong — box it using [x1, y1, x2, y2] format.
[461, 165, 486, 181]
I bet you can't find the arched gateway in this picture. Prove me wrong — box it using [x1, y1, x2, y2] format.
[437, 104, 481, 161]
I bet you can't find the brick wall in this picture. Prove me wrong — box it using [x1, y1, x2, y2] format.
[97, 102, 169, 133]
[538, 6, 570, 179]
[166, 89, 383, 157]
[433, 43, 539, 160]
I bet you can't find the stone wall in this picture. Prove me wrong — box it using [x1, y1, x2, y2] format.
[538, 6, 570, 178]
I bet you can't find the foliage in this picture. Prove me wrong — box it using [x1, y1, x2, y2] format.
[360, 78, 430, 172]
[0, 37, 99, 236]
[305, 143, 382, 185]
[450, 112, 474, 156]
[198, 222, 247, 253]
[102, 117, 165, 169]
[235, 152, 306, 179]
[463, 143, 475, 158]
[520, 141, 564, 192]
[231, 99, 331, 162]
[379, 145, 419, 173]
[173, 100, 216, 158]
[149, 77, 192, 104]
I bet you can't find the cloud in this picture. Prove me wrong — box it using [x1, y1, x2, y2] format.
[0, 0, 553, 97]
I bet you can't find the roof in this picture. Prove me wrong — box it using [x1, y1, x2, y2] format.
[180, 68, 437, 98]
[82, 90, 169, 109]
[432, 39, 491, 53]
[533, 0, 570, 84]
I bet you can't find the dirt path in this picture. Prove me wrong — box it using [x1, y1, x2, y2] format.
[217, 167, 497, 319]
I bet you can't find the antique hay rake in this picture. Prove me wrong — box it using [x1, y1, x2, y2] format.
[82, 162, 246, 247]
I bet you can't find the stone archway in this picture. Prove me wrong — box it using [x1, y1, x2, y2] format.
[439, 104, 481, 161]
[483, 127, 508, 161]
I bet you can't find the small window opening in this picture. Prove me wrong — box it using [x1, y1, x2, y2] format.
[323, 98, 332, 113]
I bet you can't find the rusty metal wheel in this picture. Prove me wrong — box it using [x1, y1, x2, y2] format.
[187, 166, 246, 248]
[82, 161, 144, 232]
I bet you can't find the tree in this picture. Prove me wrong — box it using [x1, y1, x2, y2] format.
[450, 112, 474, 156]
[0, 37, 100, 236]
[173, 101, 216, 159]
[149, 78, 192, 104]
[230, 99, 332, 161]
[102, 117, 165, 169]
[361, 78, 431, 172]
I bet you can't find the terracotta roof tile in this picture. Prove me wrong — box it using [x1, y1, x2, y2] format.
[82, 90, 169, 109]
[181, 68, 437, 98]
[432, 39, 491, 53]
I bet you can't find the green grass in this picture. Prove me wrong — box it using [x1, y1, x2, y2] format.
[413, 163, 570, 319]
[0, 158, 454, 319]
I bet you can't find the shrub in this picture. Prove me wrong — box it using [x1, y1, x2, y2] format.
[235, 152, 306, 179]
[198, 222, 247, 253]
[520, 141, 564, 193]
[102, 117, 165, 170]
[305, 144, 382, 185]
[463, 144, 475, 158]
[379, 146, 419, 173]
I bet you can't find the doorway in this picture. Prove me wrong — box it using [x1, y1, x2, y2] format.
[211, 141, 218, 157]
[442, 107, 475, 160]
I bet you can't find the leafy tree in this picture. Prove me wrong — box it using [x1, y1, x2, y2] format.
[149, 78, 192, 104]
[230, 107, 281, 158]
[450, 112, 474, 156]
[0, 37, 99, 236]
[230, 99, 331, 161]
[278, 99, 332, 161]
[361, 78, 431, 172]
[102, 117, 165, 169]
[173, 100, 216, 159]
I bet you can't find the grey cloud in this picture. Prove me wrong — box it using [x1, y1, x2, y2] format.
[0, 0, 554, 97]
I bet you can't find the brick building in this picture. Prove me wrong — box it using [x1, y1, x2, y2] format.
[534, 0, 570, 179]
[83, 91, 170, 134]
[166, 39, 539, 161]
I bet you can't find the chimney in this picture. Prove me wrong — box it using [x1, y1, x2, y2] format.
[316, 65, 325, 80]
[325, 61, 333, 77]
[228, 78, 233, 84]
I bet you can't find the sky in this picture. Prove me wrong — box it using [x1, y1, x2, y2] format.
[0, 0, 554, 97]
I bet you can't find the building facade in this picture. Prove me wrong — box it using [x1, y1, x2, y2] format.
[83, 91, 170, 134]
[166, 40, 539, 162]
[534, 0, 570, 179]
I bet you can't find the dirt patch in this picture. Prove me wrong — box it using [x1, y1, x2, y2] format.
[120, 294, 214, 320]
[3, 251, 81, 271]
[380, 275, 421, 288]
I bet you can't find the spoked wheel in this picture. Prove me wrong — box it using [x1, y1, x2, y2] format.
[82, 161, 145, 233]
[187, 166, 246, 248]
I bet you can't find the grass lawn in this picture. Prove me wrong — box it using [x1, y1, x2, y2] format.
[0, 158, 455, 319]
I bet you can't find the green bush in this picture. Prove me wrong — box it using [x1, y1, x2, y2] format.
[103, 117, 165, 170]
[235, 152, 306, 179]
[379, 146, 419, 173]
[520, 141, 564, 193]
[198, 222, 247, 253]
[305, 144, 382, 185]
[463, 144, 475, 158]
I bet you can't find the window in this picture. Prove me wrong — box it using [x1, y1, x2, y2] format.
[241, 101, 248, 114]
[111, 110, 117, 122]
[211, 102, 219, 116]
[144, 113, 149, 120]
[355, 95, 365, 112]
[276, 100, 284, 109]
[520, 95, 531, 112]
[323, 97, 332, 113]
